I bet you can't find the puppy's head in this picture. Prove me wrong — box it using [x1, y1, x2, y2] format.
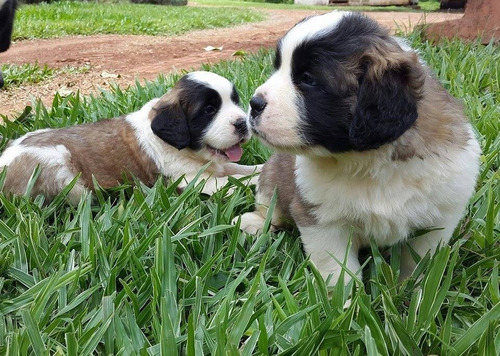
[249, 11, 424, 155]
[149, 71, 250, 162]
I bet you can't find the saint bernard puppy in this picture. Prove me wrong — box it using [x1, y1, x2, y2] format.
[236, 12, 481, 284]
[0, 71, 260, 203]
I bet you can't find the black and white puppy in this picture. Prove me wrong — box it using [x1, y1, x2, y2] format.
[236, 12, 480, 284]
[0, 71, 260, 203]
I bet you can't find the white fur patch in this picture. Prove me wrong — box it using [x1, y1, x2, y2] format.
[187, 71, 234, 104]
[253, 72, 304, 148]
[203, 103, 247, 151]
[280, 11, 348, 74]
[0, 138, 70, 168]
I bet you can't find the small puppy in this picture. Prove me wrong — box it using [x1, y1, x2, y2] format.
[236, 12, 480, 284]
[0, 71, 260, 203]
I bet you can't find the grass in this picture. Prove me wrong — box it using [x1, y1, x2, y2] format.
[0, 34, 499, 354]
[418, 0, 441, 12]
[12, 1, 264, 40]
[0, 63, 91, 90]
[0, 63, 55, 89]
[196, 0, 441, 12]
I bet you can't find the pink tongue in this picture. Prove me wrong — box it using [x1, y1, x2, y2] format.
[223, 145, 243, 162]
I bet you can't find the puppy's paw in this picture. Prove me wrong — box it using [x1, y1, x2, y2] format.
[232, 212, 267, 235]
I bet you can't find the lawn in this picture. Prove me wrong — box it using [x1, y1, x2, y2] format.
[12, 1, 264, 40]
[0, 26, 499, 353]
[196, 0, 441, 11]
[10, 0, 442, 42]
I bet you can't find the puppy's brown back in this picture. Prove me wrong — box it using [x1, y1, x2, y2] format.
[2, 118, 159, 200]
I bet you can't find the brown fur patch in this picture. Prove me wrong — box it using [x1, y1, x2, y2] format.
[148, 88, 181, 122]
[16, 118, 159, 189]
[393, 67, 470, 161]
[258, 153, 317, 227]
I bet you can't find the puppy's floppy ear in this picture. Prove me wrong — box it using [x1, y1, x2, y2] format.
[350, 49, 424, 151]
[149, 90, 190, 150]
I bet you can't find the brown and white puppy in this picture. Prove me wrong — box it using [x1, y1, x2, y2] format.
[235, 12, 481, 284]
[0, 71, 260, 203]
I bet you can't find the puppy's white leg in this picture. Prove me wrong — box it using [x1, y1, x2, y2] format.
[66, 183, 89, 205]
[234, 190, 283, 235]
[221, 163, 262, 186]
[399, 210, 464, 280]
[181, 172, 253, 196]
[237, 212, 269, 235]
[201, 176, 230, 195]
[299, 223, 361, 286]
[230, 173, 260, 187]
[222, 162, 263, 176]
[179, 173, 224, 196]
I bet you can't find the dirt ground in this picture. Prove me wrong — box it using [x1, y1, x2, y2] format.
[0, 8, 462, 117]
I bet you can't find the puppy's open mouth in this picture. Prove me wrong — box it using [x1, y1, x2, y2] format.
[206, 143, 244, 162]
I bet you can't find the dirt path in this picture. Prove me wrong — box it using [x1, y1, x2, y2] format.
[0, 8, 462, 117]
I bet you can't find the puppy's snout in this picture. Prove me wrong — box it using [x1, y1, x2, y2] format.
[250, 95, 267, 119]
[233, 118, 249, 138]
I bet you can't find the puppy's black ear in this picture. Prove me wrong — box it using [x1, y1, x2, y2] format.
[350, 55, 423, 151]
[150, 92, 190, 150]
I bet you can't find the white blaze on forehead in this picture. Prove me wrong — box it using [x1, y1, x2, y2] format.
[186, 71, 235, 104]
[279, 11, 349, 73]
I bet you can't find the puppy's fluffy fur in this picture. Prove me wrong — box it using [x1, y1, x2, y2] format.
[0, 71, 260, 203]
[237, 12, 480, 284]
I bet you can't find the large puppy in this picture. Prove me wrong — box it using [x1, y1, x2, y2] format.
[237, 12, 480, 284]
[0, 71, 260, 203]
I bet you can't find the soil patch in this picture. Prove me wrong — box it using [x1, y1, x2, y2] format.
[0, 8, 462, 117]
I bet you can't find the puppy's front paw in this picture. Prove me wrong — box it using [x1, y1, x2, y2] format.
[232, 212, 268, 235]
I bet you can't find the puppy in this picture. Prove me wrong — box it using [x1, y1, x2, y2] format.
[236, 12, 480, 284]
[0, 71, 260, 203]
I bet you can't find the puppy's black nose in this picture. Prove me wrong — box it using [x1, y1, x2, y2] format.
[250, 95, 267, 117]
[234, 118, 248, 137]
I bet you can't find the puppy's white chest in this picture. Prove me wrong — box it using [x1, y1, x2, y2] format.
[295, 156, 440, 246]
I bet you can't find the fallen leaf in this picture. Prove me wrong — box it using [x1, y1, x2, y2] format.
[232, 50, 246, 57]
[204, 46, 223, 52]
[101, 71, 119, 79]
[57, 86, 73, 97]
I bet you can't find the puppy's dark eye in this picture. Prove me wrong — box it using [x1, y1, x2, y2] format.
[204, 105, 216, 115]
[300, 72, 318, 87]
